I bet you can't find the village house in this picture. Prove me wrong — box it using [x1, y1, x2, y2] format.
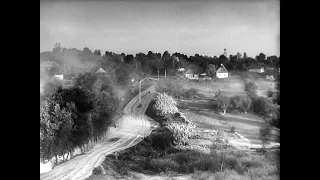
[184, 64, 199, 80]
[248, 63, 265, 73]
[95, 68, 106, 74]
[216, 64, 228, 79]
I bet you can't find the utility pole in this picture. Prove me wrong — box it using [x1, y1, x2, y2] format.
[158, 70, 159, 79]
[165, 70, 166, 79]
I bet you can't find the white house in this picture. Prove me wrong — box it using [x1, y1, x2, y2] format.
[249, 63, 265, 73]
[54, 74, 64, 80]
[216, 64, 228, 79]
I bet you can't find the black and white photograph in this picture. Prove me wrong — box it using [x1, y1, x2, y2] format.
[40, 0, 280, 179]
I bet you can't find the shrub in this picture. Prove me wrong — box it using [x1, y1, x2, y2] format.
[267, 89, 273, 98]
[193, 157, 220, 172]
[149, 158, 180, 173]
[213, 93, 230, 115]
[230, 126, 236, 133]
[174, 152, 190, 165]
[185, 88, 199, 100]
[165, 121, 193, 146]
[191, 171, 216, 180]
[259, 123, 272, 149]
[156, 79, 182, 97]
[252, 97, 276, 116]
[154, 92, 179, 115]
[245, 81, 258, 98]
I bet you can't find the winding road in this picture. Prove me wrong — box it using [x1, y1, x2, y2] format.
[40, 84, 158, 180]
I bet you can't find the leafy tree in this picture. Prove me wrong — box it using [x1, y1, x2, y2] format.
[93, 50, 101, 56]
[42, 78, 63, 100]
[53, 43, 61, 53]
[241, 95, 252, 114]
[214, 93, 230, 115]
[40, 102, 76, 163]
[45, 86, 95, 150]
[74, 72, 120, 139]
[252, 96, 278, 118]
[259, 123, 272, 151]
[154, 92, 179, 116]
[243, 52, 247, 59]
[206, 64, 216, 77]
[245, 81, 258, 98]
[256, 53, 266, 62]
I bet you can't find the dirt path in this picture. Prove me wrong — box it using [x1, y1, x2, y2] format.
[40, 85, 158, 180]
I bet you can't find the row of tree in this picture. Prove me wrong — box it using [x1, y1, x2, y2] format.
[40, 72, 120, 164]
[41, 44, 280, 86]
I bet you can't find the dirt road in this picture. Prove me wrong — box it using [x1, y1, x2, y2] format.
[40, 84, 158, 180]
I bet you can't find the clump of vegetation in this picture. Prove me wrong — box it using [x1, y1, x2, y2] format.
[259, 123, 272, 151]
[230, 126, 236, 133]
[154, 92, 179, 115]
[244, 81, 258, 98]
[212, 91, 230, 115]
[185, 88, 199, 100]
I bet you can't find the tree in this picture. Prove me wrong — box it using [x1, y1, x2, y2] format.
[236, 52, 242, 60]
[245, 81, 258, 98]
[259, 123, 272, 151]
[241, 95, 252, 114]
[256, 53, 266, 62]
[243, 52, 247, 59]
[40, 102, 76, 163]
[53, 43, 61, 53]
[154, 92, 179, 115]
[214, 93, 230, 115]
[45, 86, 95, 151]
[93, 50, 101, 56]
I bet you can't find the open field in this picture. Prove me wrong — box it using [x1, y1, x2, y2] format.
[178, 98, 279, 145]
[161, 71, 276, 99]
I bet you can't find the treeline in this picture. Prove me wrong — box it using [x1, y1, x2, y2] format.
[40, 72, 120, 164]
[41, 44, 280, 85]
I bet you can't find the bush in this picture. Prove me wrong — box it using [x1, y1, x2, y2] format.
[185, 88, 199, 100]
[267, 89, 273, 98]
[156, 79, 182, 97]
[259, 123, 272, 148]
[154, 92, 179, 115]
[174, 152, 190, 165]
[213, 93, 230, 115]
[230, 126, 236, 133]
[165, 121, 193, 146]
[149, 158, 180, 173]
[245, 81, 258, 98]
[252, 97, 278, 117]
[191, 171, 216, 180]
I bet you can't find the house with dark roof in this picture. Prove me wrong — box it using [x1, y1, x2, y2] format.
[216, 64, 228, 79]
[249, 63, 265, 73]
[184, 64, 199, 80]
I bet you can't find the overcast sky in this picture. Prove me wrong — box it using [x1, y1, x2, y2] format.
[40, 0, 280, 57]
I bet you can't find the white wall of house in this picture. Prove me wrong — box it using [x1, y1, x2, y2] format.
[54, 74, 64, 80]
[249, 68, 264, 73]
[186, 74, 199, 79]
[217, 73, 228, 79]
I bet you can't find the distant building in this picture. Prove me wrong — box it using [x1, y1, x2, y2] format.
[224, 49, 228, 58]
[185, 64, 199, 80]
[216, 64, 228, 79]
[53, 74, 64, 80]
[40, 60, 56, 72]
[249, 63, 265, 73]
[95, 68, 106, 74]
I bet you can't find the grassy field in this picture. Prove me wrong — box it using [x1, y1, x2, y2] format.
[163, 71, 275, 99]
